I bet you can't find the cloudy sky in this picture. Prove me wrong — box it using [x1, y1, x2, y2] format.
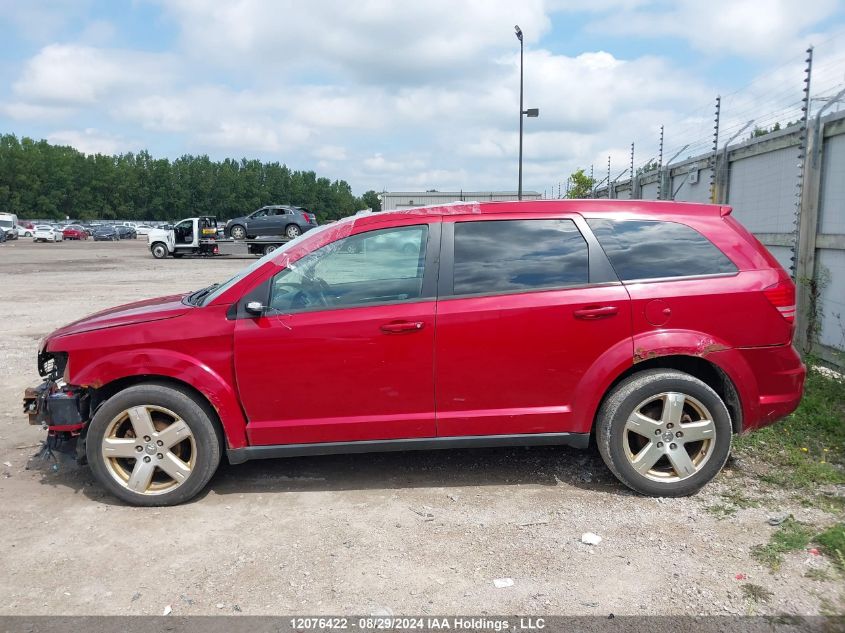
[1, 0, 844, 196]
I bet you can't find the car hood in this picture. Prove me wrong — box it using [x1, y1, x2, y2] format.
[47, 294, 192, 340]
[225, 216, 248, 226]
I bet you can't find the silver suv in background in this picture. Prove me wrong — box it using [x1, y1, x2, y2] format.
[225, 205, 319, 240]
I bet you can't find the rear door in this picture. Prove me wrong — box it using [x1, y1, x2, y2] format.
[264, 208, 289, 235]
[434, 214, 631, 437]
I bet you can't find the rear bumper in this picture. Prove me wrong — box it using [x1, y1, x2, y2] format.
[736, 344, 806, 431]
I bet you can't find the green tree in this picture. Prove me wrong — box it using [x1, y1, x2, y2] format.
[0, 133, 369, 222]
[360, 190, 382, 211]
[565, 168, 595, 199]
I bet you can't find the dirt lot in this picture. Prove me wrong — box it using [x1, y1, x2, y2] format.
[0, 237, 842, 617]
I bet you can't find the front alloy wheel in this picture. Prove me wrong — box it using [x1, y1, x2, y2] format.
[100, 405, 195, 495]
[596, 369, 732, 497]
[230, 225, 246, 240]
[87, 383, 221, 506]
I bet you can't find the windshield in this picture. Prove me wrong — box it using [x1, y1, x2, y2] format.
[0, 220, 12, 228]
[199, 221, 342, 306]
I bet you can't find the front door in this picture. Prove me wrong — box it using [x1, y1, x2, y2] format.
[435, 215, 631, 437]
[234, 220, 440, 445]
[247, 209, 272, 236]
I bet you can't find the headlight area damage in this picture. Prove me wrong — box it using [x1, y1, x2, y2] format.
[23, 351, 90, 463]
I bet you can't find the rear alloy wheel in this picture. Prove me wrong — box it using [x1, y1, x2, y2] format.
[230, 225, 246, 240]
[151, 243, 168, 259]
[285, 224, 301, 238]
[87, 384, 221, 506]
[596, 369, 732, 497]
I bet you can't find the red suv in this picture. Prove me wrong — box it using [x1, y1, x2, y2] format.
[24, 200, 805, 506]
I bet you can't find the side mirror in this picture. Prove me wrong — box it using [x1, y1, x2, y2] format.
[245, 301, 265, 316]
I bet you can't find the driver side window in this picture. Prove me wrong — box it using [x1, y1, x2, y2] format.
[269, 224, 429, 312]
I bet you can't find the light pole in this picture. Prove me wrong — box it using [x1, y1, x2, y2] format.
[515, 25, 538, 200]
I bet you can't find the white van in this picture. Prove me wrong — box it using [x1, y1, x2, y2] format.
[0, 212, 19, 239]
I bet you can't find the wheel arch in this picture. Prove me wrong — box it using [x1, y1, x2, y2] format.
[71, 352, 249, 449]
[598, 355, 744, 435]
[150, 241, 168, 257]
[90, 376, 225, 448]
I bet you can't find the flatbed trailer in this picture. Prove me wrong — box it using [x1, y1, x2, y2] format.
[240, 236, 293, 256]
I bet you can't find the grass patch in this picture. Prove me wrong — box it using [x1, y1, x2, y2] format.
[804, 568, 831, 581]
[741, 583, 773, 604]
[752, 518, 814, 571]
[735, 366, 845, 489]
[707, 503, 737, 519]
[708, 491, 761, 519]
[816, 523, 845, 572]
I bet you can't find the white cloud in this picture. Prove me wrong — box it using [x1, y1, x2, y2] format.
[585, 0, 839, 59]
[3, 0, 841, 195]
[13, 44, 177, 105]
[47, 128, 137, 155]
[154, 0, 552, 83]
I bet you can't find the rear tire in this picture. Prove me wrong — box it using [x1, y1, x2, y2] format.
[596, 369, 732, 497]
[151, 242, 168, 259]
[86, 383, 221, 506]
[263, 243, 278, 255]
[285, 224, 301, 238]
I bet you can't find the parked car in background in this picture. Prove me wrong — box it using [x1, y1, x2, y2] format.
[225, 205, 318, 240]
[33, 225, 63, 242]
[61, 225, 89, 240]
[92, 225, 119, 241]
[0, 212, 19, 240]
[24, 199, 805, 506]
[135, 225, 153, 236]
[16, 224, 34, 237]
[115, 225, 137, 239]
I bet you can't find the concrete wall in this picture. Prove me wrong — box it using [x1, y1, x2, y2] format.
[591, 110, 845, 366]
[728, 145, 800, 234]
[815, 127, 845, 358]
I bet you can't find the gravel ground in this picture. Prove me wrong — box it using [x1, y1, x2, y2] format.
[0, 238, 842, 617]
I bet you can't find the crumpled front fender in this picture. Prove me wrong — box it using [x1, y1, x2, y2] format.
[69, 348, 248, 449]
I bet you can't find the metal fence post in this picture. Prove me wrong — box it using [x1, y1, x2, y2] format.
[795, 115, 828, 354]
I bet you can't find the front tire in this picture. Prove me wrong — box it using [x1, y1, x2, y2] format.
[230, 225, 246, 240]
[596, 369, 732, 497]
[151, 242, 168, 259]
[86, 383, 221, 506]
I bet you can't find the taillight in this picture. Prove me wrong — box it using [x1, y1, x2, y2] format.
[763, 279, 795, 324]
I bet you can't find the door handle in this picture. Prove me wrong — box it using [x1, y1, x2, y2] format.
[380, 321, 425, 333]
[573, 306, 619, 320]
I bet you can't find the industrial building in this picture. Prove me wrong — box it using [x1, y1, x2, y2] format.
[379, 190, 541, 211]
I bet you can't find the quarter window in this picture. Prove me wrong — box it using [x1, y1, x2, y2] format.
[452, 219, 589, 295]
[587, 219, 737, 281]
[269, 225, 428, 312]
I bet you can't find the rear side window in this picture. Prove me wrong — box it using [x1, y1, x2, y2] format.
[587, 219, 737, 281]
[453, 219, 588, 295]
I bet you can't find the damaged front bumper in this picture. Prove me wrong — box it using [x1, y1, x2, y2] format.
[23, 379, 90, 463]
